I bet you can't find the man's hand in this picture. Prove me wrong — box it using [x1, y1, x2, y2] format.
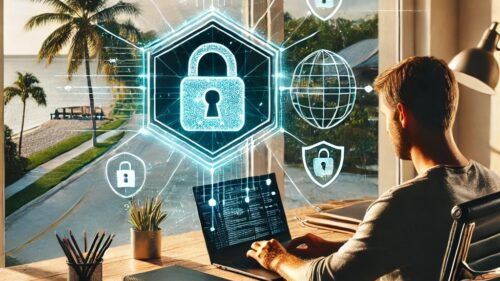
[247, 239, 312, 281]
[286, 233, 344, 259]
[246, 239, 287, 272]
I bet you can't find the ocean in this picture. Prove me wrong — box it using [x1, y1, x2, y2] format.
[4, 55, 114, 134]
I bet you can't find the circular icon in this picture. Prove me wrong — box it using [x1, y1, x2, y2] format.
[290, 49, 357, 129]
[105, 152, 147, 198]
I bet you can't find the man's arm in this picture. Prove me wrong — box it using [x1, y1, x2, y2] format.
[246, 239, 313, 281]
[248, 196, 406, 280]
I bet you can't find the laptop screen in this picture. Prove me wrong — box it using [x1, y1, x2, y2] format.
[193, 173, 291, 261]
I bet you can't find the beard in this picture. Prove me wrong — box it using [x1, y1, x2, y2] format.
[390, 118, 412, 160]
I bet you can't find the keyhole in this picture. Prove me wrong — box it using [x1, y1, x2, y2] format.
[205, 90, 221, 118]
[321, 162, 326, 171]
[124, 173, 128, 183]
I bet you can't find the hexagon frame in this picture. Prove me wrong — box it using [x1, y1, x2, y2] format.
[143, 11, 281, 169]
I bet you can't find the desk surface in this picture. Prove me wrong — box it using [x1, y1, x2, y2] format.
[0, 200, 360, 281]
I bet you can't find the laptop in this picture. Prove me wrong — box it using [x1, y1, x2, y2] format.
[123, 265, 230, 281]
[193, 173, 291, 281]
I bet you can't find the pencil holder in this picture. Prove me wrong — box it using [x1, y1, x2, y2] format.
[67, 261, 102, 281]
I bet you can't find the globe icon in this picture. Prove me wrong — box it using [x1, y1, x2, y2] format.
[290, 49, 357, 129]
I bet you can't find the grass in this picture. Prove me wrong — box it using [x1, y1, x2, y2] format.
[25, 119, 126, 171]
[6, 132, 125, 217]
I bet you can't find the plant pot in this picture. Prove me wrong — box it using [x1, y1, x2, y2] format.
[67, 261, 102, 281]
[131, 228, 162, 260]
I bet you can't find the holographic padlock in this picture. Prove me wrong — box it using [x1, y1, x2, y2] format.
[180, 43, 245, 132]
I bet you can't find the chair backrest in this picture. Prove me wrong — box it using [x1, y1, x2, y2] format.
[440, 191, 500, 281]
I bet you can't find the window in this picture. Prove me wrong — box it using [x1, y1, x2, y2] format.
[3, 0, 379, 266]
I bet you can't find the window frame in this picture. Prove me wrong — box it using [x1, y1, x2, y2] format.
[0, 0, 410, 267]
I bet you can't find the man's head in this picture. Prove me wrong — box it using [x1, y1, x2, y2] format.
[373, 56, 459, 160]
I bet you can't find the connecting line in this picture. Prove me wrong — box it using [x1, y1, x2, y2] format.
[251, 0, 277, 32]
[147, 0, 175, 32]
[109, 132, 140, 154]
[159, 156, 185, 195]
[265, 144, 322, 212]
[282, 129, 307, 145]
[281, 16, 310, 47]
[166, 151, 175, 163]
[96, 24, 142, 50]
[281, 31, 319, 52]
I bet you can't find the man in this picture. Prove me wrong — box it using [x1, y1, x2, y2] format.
[247, 56, 500, 280]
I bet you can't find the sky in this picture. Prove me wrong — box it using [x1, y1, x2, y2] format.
[4, 0, 377, 55]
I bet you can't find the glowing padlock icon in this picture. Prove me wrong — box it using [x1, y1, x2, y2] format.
[180, 43, 245, 132]
[116, 161, 136, 188]
[315, 0, 334, 8]
[313, 148, 334, 178]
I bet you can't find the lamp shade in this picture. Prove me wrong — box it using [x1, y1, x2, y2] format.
[449, 22, 499, 95]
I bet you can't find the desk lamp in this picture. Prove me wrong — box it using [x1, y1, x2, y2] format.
[449, 22, 500, 95]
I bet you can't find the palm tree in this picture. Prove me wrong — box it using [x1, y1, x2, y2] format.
[4, 72, 47, 156]
[25, 0, 140, 147]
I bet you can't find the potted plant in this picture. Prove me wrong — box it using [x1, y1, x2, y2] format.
[129, 197, 167, 260]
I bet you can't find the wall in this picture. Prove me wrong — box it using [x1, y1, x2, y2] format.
[422, 0, 500, 175]
[490, 2, 500, 174]
[378, 0, 500, 196]
[1, 0, 5, 267]
[454, 0, 500, 176]
[453, 1, 492, 172]
[242, 0, 286, 194]
[377, 0, 400, 194]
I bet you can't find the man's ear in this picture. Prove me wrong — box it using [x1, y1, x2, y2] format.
[396, 103, 409, 128]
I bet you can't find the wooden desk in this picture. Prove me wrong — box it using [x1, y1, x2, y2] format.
[0, 201, 359, 281]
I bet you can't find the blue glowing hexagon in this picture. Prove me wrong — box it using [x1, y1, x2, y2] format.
[144, 11, 280, 168]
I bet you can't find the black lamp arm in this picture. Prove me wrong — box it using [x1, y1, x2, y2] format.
[478, 22, 500, 52]
[492, 22, 500, 51]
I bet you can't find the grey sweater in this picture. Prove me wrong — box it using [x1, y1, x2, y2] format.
[307, 161, 499, 281]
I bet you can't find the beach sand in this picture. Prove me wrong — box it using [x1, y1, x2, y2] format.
[15, 120, 106, 157]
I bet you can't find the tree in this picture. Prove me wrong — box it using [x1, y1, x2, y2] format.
[4, 72, 47, 156]
[25, 0, 140, 147]
[4, 126, 26, 186]
[283, 14, 379, 172]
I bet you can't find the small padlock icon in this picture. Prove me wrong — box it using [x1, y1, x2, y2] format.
[180, 43, 245, 132]
[313, 148, 334, 178]
[315, 0, 334, 8]
[116, 161, 136, 188]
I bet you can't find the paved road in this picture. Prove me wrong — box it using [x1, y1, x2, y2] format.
[6, 130, 123, 199]
[5, 129, 377, 265]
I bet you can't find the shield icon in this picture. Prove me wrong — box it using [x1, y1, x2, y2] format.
[302, 141, 344, 188]
[306, 0, 343, 21]
[105, 152, 147, 198]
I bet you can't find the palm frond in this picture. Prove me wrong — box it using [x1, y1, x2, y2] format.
[117, 20, 141, 43]
[25, 13, 73, 30]
[22, 72, 41, 86]
[87, 28, 104, 59]
[38, 22, 75, 64]
[4, 72, 46, 106]
[66, 29, 87, 77]
[82, 0, 106, 13]
[30, 87, 48, 106]
[29, 0, 77, 14]
[97, 19, 141, 45]
[3, 87, 22, 105]
[65, 0, 87, 12]
[90, 1, 140, 22]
